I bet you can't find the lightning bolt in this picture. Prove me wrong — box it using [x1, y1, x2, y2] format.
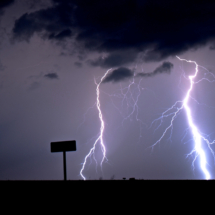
[79, 68, 148, 180]
[151, 56, 215, 179]
[81, 56, 214, 180]
[80, 69, 112, 180]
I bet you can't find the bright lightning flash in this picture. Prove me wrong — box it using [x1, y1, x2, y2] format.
[151, 56, 215, 179]
[80, 69, 147, 180]
[80, 69, 112, 180]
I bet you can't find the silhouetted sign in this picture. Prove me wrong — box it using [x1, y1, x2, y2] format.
[51, 140, 76, 152]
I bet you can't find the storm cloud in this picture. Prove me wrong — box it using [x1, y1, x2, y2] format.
[0, 0, 14, 15]
[48, 29, 73, 40]
[0, 0, 14, 9]
[102, 62, 173, 83]
[103, 67, 134, 83]
[88, 50, 138, 68]
[137, 62, 174, 77]
[12, 0, 215, 64]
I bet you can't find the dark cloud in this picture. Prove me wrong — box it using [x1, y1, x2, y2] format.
[44, 73, 59, 79]
[12, 2, 75, 42]
[25, 0, 52, 11]
[12, 0, 215, 63]
[0, 0, 14, 9]
[48, 29, 73, 40]
[88, 50, 138, 68]
[137, 62, 174, 77]
[0, 0, 14, 15]
[102, 67, 134, 83]
[102, 62, 173, 83]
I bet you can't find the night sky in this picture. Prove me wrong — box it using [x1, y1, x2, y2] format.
[1, 0, 215, 180]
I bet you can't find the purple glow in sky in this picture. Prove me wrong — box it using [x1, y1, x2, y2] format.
[1, 0, 215, 180]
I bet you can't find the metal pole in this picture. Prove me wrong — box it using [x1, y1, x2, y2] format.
[63, 151, 67, 181]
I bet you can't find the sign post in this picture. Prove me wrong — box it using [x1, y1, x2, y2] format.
[51, 140, 76, 181]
